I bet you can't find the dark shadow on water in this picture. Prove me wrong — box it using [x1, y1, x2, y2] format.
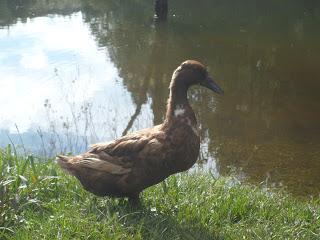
[154, 0, 168, 22]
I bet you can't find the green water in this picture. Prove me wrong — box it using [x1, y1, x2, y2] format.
[1, 0, 320, 196]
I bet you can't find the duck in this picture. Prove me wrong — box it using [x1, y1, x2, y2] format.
[57, 60, 223, 203]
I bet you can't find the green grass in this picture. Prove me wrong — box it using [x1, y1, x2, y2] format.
[1, 145, 319, 240]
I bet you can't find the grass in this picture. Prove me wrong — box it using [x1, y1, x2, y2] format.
[1, 145, 319, 240]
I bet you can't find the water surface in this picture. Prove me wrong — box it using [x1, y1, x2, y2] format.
[1, 0, 320, 196]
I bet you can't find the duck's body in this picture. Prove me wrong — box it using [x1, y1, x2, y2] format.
[57, 60, 223, 202]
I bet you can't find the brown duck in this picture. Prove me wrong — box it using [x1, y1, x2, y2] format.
[57, 60, 223, 203]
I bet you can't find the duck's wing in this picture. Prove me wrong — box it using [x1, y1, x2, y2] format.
[58, 130, 157, 176]
[89, 134, 150, 157]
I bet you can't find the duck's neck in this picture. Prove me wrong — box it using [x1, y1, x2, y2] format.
[165, 83, 193, 123]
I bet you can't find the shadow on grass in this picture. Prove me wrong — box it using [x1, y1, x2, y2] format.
[96, 199, 222, 240]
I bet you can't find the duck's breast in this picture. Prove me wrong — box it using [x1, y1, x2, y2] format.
[165, 118, 200, 172]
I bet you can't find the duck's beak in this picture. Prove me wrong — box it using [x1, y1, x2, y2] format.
[200, 76, 224, 95]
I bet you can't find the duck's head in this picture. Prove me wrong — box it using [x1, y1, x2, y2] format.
[170, 60, 224, 95]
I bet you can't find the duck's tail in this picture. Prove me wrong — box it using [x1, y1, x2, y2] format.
[56, 155, 77, 175]
[57, 154, 131, 176]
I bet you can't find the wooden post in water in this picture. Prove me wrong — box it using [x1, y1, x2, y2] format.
[154, 0, 168, 21]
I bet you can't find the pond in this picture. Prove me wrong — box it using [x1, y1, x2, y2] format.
[0, 0, 320, 196]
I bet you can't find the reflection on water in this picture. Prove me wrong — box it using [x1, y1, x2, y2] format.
[0, 0, 320, 196]
[0, 11, 153, 155]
